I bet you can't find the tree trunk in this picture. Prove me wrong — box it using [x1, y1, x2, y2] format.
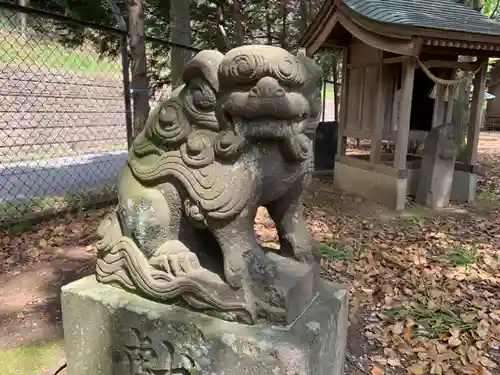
[454, 0, 483, 153]
[170, 0, 191, 90]
[280, 0, 288, 49]
[215, 1, 230, 53]
[298, 0, 309, 34]
[265, 0, 273, 45]
[128, 0, 150, 137]
[233, 0, 244, 46]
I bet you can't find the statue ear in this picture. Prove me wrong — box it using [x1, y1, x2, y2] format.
[182, 50, 224, 92]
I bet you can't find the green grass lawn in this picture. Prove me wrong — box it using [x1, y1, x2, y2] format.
[0, 30, 120, 75]
[0, 341, 64, 375]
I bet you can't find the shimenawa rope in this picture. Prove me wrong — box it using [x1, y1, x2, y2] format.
[415, 57, 485, 101]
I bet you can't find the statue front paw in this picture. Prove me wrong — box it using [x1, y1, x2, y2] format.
[149, 240, 202, 277]
[224, 255, 245, 289]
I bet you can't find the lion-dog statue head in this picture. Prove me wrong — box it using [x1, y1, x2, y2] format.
[217, 45, 322, 161]
[127, 46, 322, 225]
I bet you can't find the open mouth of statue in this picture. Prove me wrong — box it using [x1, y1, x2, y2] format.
[225, 113, 307, 139]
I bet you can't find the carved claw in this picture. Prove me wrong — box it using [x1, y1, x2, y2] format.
[149, 251, 202, 276]
[149, 240, 202, 277]
[223, 254, 245, 289]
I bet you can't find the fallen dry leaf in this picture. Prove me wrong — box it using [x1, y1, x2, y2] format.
[372, 356, 387, 366]
[393, 321, 404, 335]
[456, 365, 482, 375]
[480, 367, 493, 375]
[467, 346, 481, 365]
[407, 362, 429, 375]
[371, 365, 385, 375]
[261, 241, 280, 249]
[476, 320, 490, 340]
[461, 313, 477, 324]
[436, 343, 448, 354]
[387, 358, 402, 367]
[449, 336, 462, 347]
[430, 362, 443, 375]
[478, 357, 497, 369]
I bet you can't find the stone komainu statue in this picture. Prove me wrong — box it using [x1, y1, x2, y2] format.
[95, 45, 322, 324]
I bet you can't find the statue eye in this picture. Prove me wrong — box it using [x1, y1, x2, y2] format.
[192, 84, 216, 111]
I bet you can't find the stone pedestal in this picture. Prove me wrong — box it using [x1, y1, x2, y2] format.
[61, 276, 348, 375]
[416, 123, 459, 209]
[450, 170, 477, 203]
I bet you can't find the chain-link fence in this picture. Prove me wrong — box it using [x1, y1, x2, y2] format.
[0, 3, 129, 227]
[0, 2, 341, 227]
[0, 3, 202, 227]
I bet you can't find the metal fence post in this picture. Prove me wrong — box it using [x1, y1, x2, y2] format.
[121, 34, 134, 149]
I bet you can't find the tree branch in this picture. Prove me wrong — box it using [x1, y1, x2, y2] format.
[490, 0, 500, 18]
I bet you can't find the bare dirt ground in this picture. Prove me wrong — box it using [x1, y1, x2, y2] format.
[1, 134, 500, 375]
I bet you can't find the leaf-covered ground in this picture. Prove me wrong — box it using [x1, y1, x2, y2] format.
[256, 182, 500, 375]
[0, 134, 499, 374]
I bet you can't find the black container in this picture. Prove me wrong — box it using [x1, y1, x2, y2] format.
[314, 121, 338, 171]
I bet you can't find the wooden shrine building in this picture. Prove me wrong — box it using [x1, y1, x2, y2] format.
[301, 0, 500, 210]
[485, 61, 500, 130]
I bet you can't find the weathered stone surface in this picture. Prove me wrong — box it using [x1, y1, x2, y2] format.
[416, 123, 459, 208]
[252, 252, 318, 325]
[94, 45, 323, 324]
[62, 275, 348, 375]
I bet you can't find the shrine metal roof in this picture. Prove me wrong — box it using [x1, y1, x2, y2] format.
[344, 0, 500, 36]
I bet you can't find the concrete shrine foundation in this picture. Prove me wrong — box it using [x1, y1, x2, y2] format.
[61, 276, 349, 375]
[334, 155, 477, 211]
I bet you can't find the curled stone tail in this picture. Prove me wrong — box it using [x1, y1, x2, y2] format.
[95, 212, 254, 323]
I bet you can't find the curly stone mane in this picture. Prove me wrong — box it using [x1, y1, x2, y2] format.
[126, 50, 252, 225]
[131, 50, 247, 168]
